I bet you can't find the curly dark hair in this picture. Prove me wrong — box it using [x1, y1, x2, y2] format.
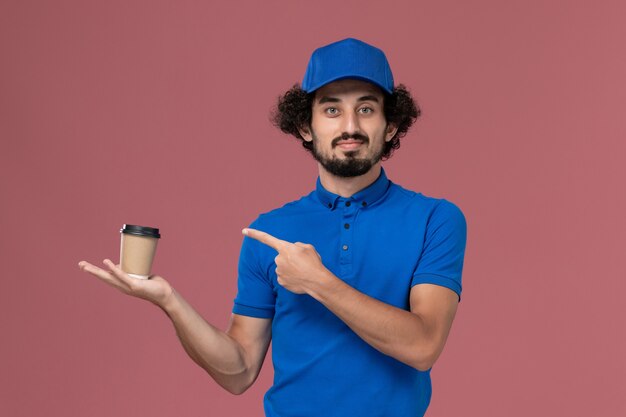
[270, 83, 420, 160]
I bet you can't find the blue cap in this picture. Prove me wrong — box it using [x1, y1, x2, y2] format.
[302, 38, 394, 94]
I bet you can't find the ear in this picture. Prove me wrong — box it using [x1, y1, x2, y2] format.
[299, 125, 313, 142]
[385, 124, 398, 142]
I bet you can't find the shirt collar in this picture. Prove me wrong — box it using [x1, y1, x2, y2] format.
[315, 168, 391, 210]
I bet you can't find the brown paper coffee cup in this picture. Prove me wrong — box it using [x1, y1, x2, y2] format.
[119, 224, 161, 279]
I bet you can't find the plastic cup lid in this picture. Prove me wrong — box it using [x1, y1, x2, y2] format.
[120, 224, 161, 238]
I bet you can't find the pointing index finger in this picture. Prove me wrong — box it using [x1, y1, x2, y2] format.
[243, 228, 289, 251]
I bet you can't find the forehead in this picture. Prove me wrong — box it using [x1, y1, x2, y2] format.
[313, 79, 384, 102]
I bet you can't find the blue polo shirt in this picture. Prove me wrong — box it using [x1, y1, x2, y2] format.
[233, 168, 467, 417]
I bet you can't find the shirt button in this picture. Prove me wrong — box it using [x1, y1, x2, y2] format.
[342, 244, 349, 251]
[328, 203, 332, 208]
[362, 201, 367, 207]
[344, 223, 350, 229]
[345, 201, 351, 207]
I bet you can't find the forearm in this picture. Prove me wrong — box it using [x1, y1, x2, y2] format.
[159, 290, 253, 394]
[308, 272, 436, 371]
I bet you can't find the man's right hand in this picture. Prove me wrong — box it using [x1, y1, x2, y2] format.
[78, 259, 173, 309]
[77, 258, 272, 394]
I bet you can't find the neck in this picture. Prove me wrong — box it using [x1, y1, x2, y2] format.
[318, 163, 382, 198]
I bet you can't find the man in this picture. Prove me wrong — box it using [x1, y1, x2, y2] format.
[79, 38, 467, 417]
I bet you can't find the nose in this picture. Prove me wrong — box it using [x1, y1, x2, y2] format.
[341, 110, 362, 135]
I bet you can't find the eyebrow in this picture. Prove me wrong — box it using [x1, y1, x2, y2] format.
[317, 95, 381, 104]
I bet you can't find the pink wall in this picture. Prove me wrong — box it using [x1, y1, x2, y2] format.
[1, 1, 624, 416]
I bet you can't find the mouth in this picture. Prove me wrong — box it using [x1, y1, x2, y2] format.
[335, 139, 365, 150]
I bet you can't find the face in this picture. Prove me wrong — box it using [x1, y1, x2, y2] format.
[300, 79, 397, 178]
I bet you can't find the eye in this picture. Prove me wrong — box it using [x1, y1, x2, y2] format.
[358, 107, 373, 114]
[324, 107, 339, 116]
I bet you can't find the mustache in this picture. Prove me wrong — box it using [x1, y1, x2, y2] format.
[331, 132, 369, 147]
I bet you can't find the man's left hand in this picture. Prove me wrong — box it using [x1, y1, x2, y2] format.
[242, 228, 330, 294]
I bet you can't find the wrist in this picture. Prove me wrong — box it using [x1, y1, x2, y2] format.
[158, 287, 180, 316]
[307, 269, 340, 301]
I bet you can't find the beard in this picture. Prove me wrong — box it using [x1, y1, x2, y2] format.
[310, 131, 385, 178]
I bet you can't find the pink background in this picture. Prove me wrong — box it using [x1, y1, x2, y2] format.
[1, 1, 624, 416]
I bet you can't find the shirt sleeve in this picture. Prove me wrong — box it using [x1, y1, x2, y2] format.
[411, 199, 467, 300]
[232, 218, 276, 319]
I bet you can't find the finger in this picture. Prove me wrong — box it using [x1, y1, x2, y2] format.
[242, 228, 289, 251]
[102, 259, 136, 286]
[78, 260, 128, 290]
